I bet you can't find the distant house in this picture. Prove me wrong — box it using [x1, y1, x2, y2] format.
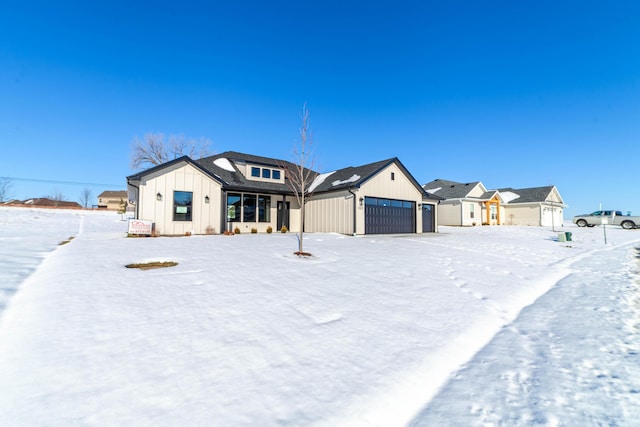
[22, 198, 82, 209]
[98, 190, 130, 210]
[127, 151, 439, 236]
[498, 186, 565, 227]
[424, 179, 566, 227]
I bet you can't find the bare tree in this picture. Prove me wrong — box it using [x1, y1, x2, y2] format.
[0, 177, 13, 202]
[281, 103, 317, 255]
[79, 188, 92, 208]
[48, 189, 65, 207]
[130, 133, 212, 170]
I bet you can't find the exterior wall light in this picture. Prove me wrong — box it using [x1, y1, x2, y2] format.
[205, 195, 210, 204]
[418, 203, 422, 208]
[156, 192, 162, 201]
[359, 197, 364, 206]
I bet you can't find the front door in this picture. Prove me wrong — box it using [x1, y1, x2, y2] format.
[422, 204, 435, 232]
[277, 201, 290, 231]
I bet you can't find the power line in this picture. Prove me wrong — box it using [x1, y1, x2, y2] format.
[0, 176, 125, 188]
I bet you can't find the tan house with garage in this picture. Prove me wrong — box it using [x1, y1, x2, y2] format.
[423, 179, 504, 226]
[97, 190, 130, 210]
[126, 151, 439, 236]
[498, 186, 565, 227]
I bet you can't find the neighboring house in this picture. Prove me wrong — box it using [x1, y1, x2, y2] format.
[126, 151, 439, 236]
[498, 186, 565, 227]
[423, 179, 503, 226]
[22, 198, 82, 209]
[98, 190, 131, 210]
[423, 179, 566, 227]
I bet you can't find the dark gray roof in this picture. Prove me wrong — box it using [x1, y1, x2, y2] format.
[195, 151, 312, 195]
[498, 186, 556, 204]
[423, 179, 482, 199]
[128, 151, 436, 200]
[310, 158, 394, 192]
[309, 157, 437, 200]
[480, 191, 499, 200]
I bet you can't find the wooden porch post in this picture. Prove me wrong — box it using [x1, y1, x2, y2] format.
[485, 201, 490, 225]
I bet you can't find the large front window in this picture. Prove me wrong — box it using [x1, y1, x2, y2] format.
[226, 193, 271, 223]
[243, 194, 256, 222]
[227, 193, 241, 221]
[258, 195, 271, 222]
[173, 191, 192, 221]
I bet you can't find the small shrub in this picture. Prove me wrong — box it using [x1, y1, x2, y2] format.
[125, 261, 178, 270]
[266, 226, 273, 234]
[205, 226, 215, 235]
[58, 236, 75, 245]
[234, 226, 241, 234]
[251, 228, 258, 234]
[185, 231, 192, 237]
[280, 225, 288, 233]
[223, 230, 234, 236]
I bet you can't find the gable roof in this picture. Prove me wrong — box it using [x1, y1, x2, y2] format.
[128, 152, 316, 196]
[308, 157, 438, 200]
[497, 186, 559, 204]
[423, 179, 484, 200]
[127, 156, 225, 185]
[98, 190, 127, 198]
[127, 151, 437, 200]
[195, 151, 317, 195]
[309, 158, 394, 192]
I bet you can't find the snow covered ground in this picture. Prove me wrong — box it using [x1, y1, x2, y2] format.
[0, 206, 639, 426]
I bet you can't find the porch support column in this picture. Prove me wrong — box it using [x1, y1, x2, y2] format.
[485, 200, 490, 225]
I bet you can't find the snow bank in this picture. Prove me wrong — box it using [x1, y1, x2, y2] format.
[1, 208, 639, 426]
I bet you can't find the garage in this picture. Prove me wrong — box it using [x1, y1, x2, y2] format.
[364, 197, 416, 234]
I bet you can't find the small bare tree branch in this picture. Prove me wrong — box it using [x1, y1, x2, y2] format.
[0, 177, 13, 202]
[79, 188, 92, 208]
[280, 103, 318, 254]
[130, 133, 213, 170]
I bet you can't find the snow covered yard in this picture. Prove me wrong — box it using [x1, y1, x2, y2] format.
[0, 207, 639, 426]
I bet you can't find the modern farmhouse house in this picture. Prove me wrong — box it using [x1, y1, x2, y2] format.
[126, 151, 439, 236]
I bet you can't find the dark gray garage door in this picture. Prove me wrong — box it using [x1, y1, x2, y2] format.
[364, 197, 415, 234]
[422, 204, 435, 232]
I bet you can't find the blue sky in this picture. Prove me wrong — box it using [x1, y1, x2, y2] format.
[1, 1, 638, 216]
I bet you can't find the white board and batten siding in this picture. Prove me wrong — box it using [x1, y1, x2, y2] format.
[137, 161, 222, 235]
[356, 163, 427, 234]
[307, 163, 426, 235]
[305, 190, 355, 235]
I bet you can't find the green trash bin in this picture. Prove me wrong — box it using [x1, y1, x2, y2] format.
[565, 231, 572, 242]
